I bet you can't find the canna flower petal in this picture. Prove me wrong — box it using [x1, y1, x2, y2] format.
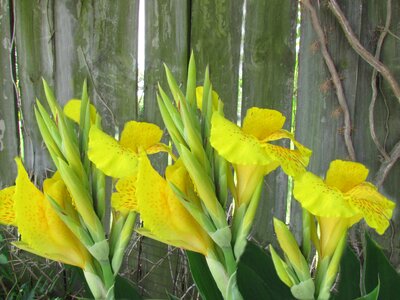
[264, 130, 312, 177]
[88, 126, 138, 178]
[242, 107, 286, 140]
[293, 172, 358, 218]
[88, 121, 170, 179]
[119, 121, 163, 153]
[346, 182, 395, 234]
[111, 175, 138, 214]
[196, 86, 219, 112]
[210, 112, 275, 165]
[0, 186, 16, 225]
[210, 109, 311, 177]
[136, 154, 211, 255]
[64, 99, 97, 125]
[325, 160, 369, 193]
[14, 158, 88, 268]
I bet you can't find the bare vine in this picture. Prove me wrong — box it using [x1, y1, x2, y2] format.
[369, 0, 391, 162]
[300, 0, 356, 161]
[326, 0, 400, 187]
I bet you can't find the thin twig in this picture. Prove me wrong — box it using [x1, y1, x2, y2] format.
[301, 0, 356, 160]
[328, 0, 400, 103]
[369, 0, 391, 161]
[375, 140, 400, 187]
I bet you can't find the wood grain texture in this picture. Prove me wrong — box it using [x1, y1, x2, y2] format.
[242, 0, 298, 247]
[190, 0, 243, 122]
[14, 0, 55, 182]
[0, 0, 18, 187]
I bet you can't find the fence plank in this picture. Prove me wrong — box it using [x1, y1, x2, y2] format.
[0, 0, 18, 187]
[241, 0, 298, 247]
[295, 1, 364, 240]
[139, 0, 190, 297]
[350, 0, 400, 266]
[14, 0, 55, 182]
[53, 0, 139, 134]
[190, 0, 243, 122]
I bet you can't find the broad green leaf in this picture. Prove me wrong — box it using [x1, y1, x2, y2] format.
[186, 250, 223, 300]
[332, 244, 361, 300]
[364, 233, 400, 300]
[355, 281, 380, 300]
[237, 241, 294, 299]
[114, 275, 143, 300]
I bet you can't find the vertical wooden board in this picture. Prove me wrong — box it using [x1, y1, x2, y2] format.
[54, 0, 139, 134]
[294, 1, 363, 239]
[190, 0, 243, 122]
[14, 0, 55, 182]
[351, 0, 400, 265]
[0, 0, 18, 187]
[143, 0, 188, 127]
[241, 0, 298, 247]
[139, 0, 190, 297]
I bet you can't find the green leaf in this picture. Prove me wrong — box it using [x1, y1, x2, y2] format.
[355, 281, 380, 300]
[332, 245, 361, 300]
[115, 275, 143, 300]
[363, 233, 400, 300]
[186, 250, 223, 300]
[0, 253, 8, 264]
[237, 241, 295, 299]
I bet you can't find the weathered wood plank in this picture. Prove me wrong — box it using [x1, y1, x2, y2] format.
[138, 0, 190, 297]
[54, 0, 139, 134]
[0, 0, 18, 187]
[241, 0, 298, 247]
[14, 0, 55, 182]
[190, 0, 243, 122]
[350, 0, 400, 266]
[294, 0, 364, 240]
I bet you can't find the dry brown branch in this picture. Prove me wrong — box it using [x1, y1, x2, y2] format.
[301, 0, 356, 160]
[327, 0, 400, 102]
[375, 140, 400, 187]
[369, 0, 391, 161]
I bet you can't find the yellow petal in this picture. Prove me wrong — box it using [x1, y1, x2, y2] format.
[196, 86, 219, 112]
[325, 160, 369, 192]
[317, 216, 353, 258]
[346, 182, 395, 234]
[88, 126, 138, 178]
[111, 175, 138, 214]
[64, 99, 97, 125]
[293, 172, 358, 218]
[136, 155, 210, 255]
[210, 112, 274, 165]
[119, 121, 163, 153]
[0, 186, 16, 225]
[242, 107, 286, 140]
[264, 130, 312, 178]
[14, 159, 87, 268]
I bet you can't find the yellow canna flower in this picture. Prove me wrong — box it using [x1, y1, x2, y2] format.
[196, 86, 219, 112]
[88, 121, 171, 178]
[0, 186, 16, 225]
[135, 154, 212, 255]
[210, 107, 311, 206]
[64, 99, 97, 125]
[293, 159, 395, 258]
[111, 175, 138, 215]
[0, 159, 90, 269]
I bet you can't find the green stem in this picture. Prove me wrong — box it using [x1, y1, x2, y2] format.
[100, 261, 115, 300]
[222, 247, 237, 276]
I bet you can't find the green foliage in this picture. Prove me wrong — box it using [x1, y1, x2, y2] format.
[186, 250, 223, 300]
[363, 233, 400, 300]
[237, 241, 294, 299]
[333, 245, 361, 300]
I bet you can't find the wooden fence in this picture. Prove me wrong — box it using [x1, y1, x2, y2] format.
[1, 0, 399, 297]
